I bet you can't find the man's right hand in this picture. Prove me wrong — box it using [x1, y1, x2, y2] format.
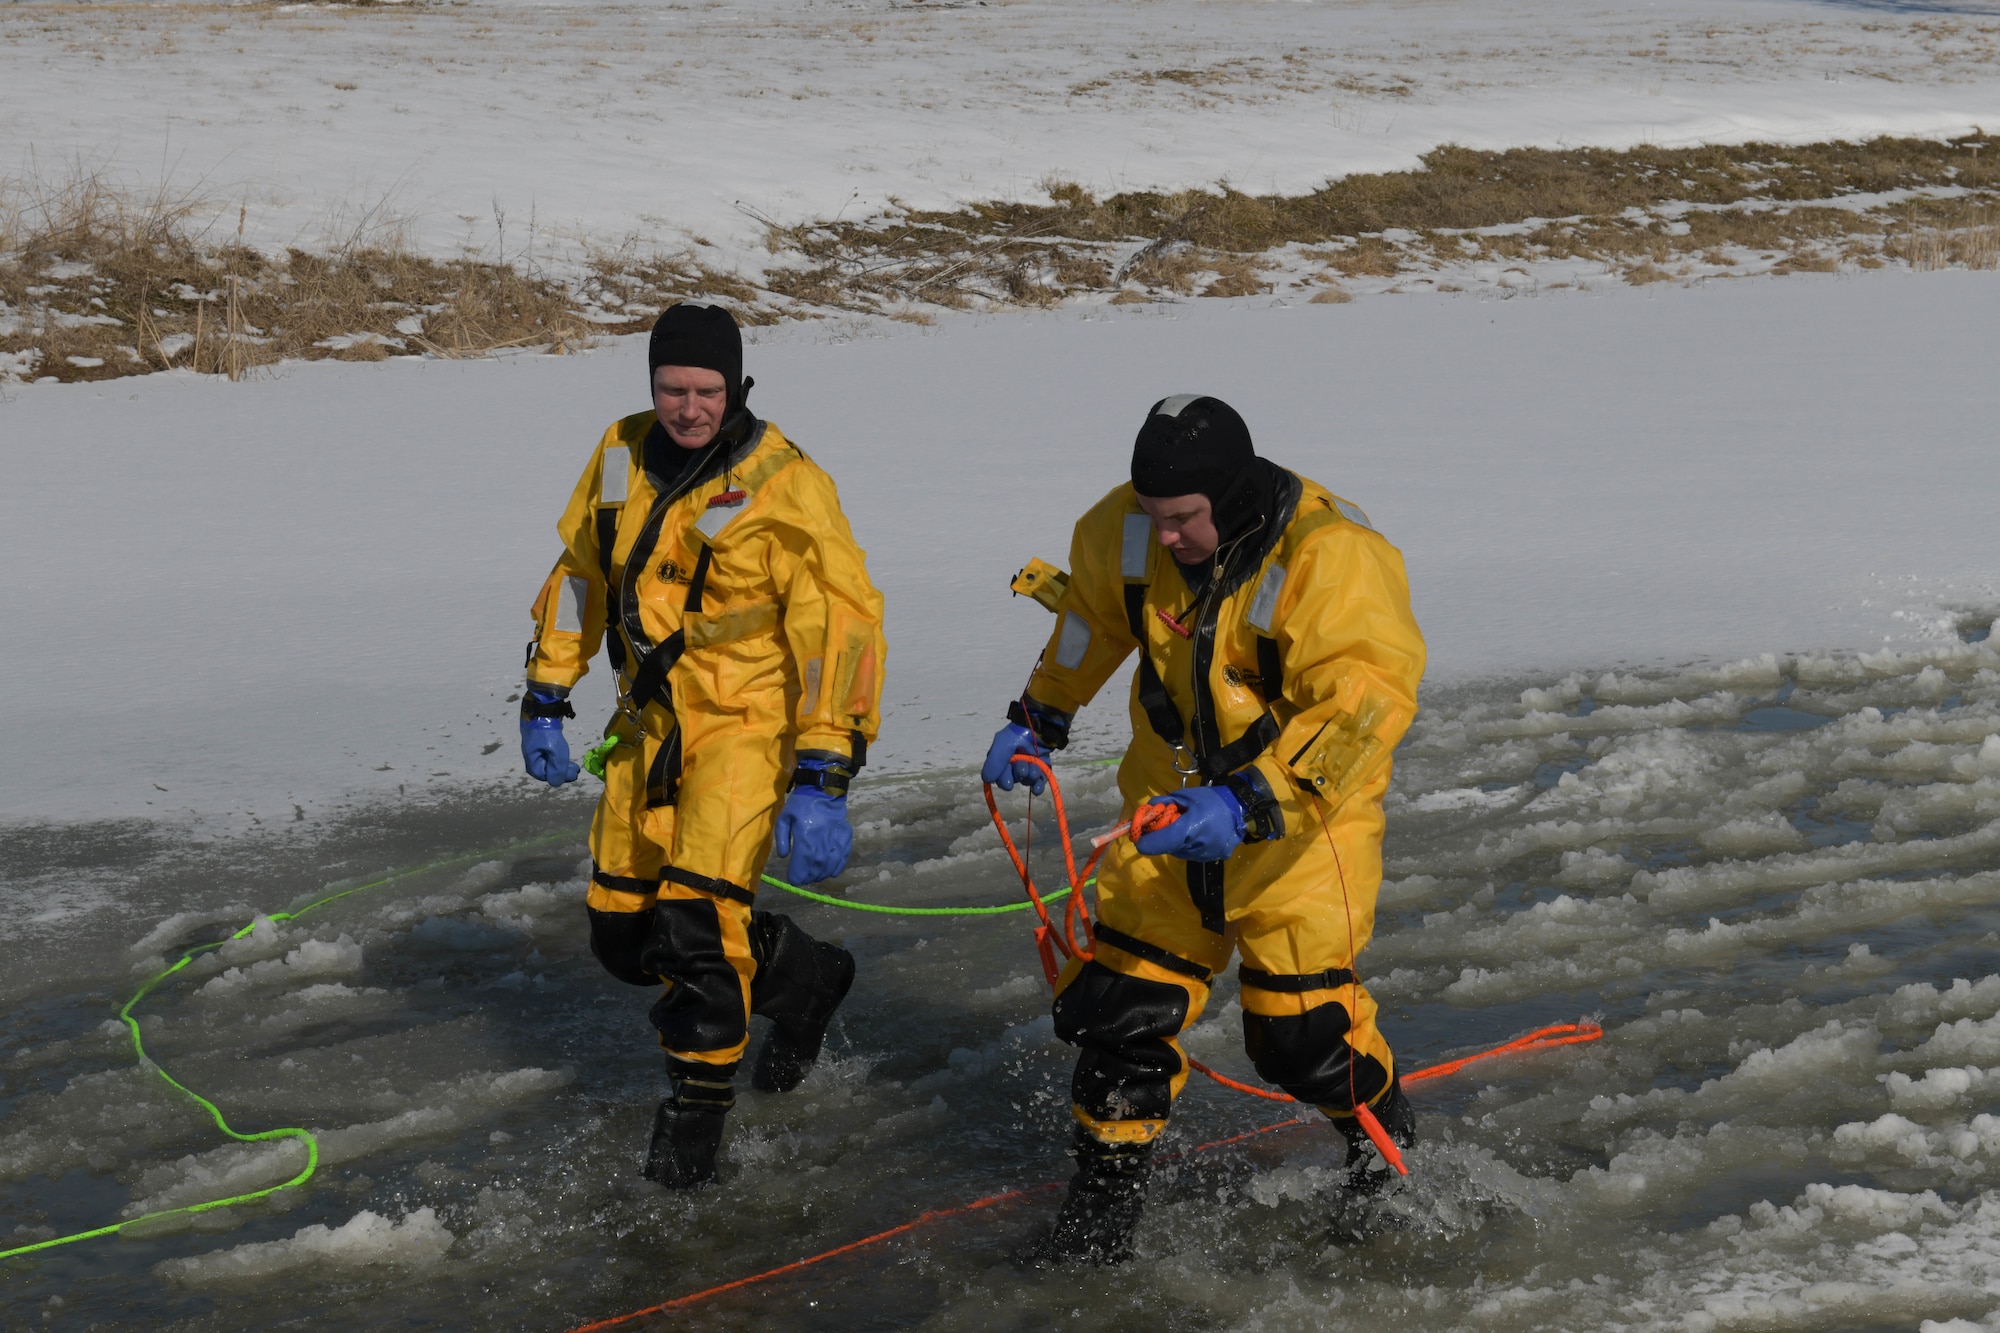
[520, 689, 581, 786]
[981, 723, 1049, 794]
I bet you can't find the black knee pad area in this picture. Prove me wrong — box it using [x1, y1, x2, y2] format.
[1054, 962, 1189, 1124]
[642, 898, 748, 1056]
[1241, 1001, 1390, 1110]
[587, 906, 658, 987]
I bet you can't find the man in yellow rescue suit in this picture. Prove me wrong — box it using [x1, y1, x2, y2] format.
[981, 394, 1425, 1261]
[521, 304, 886, 1187]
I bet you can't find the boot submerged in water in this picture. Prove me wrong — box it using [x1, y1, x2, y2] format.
[1021, 1129, 1154, 1267]
[644, 1075, 733, 1189]
[1328, 1077, 1417, 1243]
[748, 915, 856, 1094]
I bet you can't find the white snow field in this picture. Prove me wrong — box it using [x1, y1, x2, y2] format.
[2, 273, 1996, 829]
[7, 0, 2000, 1328]
[3, 0, 1996, 264]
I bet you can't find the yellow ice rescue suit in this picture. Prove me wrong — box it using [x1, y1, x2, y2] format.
[1027, 470, 1424, 1144]
[525, 411, 886, 1081]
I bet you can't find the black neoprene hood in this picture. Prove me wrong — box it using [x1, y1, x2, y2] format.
[1130, 395, 1262, 537]
[648, 303, 744, 410]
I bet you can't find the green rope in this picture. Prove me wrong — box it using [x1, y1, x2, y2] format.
[0, 833, 573, 1263]
[4, 828, 1090, 1262]
[760, 875, 1078, 915]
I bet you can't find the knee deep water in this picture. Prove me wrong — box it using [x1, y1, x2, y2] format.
[9, 642, 2000, 1329]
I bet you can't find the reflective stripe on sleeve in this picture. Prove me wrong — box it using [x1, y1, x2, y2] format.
[1120, 513, 1153, 579]
[1334, 497, 1373, 531]
[1246, 563, 1287, 634]
[601, 446, 629, 503]
[555, 575, 588, 634]
[1055, 612, 1093, 670]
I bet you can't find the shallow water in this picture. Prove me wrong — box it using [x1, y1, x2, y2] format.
[9, 639, 2000, 1331]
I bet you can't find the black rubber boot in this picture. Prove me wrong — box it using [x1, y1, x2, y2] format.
[1022, 1130, 1154, 1267]
[643, 1076, 733, 1189]
[749, 916, 856, 1094]
[1329, 1078, 1416, 1242]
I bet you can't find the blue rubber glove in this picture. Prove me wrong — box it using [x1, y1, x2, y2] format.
[1132, 785, 1246, 862]
[519, 689, 581, 787]
[981, 723, 1050, 795]
[773, 787, 853, 884]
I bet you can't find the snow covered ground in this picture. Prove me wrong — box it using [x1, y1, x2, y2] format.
[4, 270, 1997, 828]
[5, 0, 1996, 266]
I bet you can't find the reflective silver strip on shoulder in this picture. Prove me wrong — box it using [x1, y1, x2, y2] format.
[1246, 563, 1286, 634]
[1120, 513, 1153, 579]
[1334, 497, 1373, 531]
[555, 575, 588, 634]
[1055, 612, 1093, 670]
[1155, 394, 1202, 418]
[601, 446, 629, 504]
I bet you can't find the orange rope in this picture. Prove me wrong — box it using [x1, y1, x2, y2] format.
[982, 754, 1106, 967]
[563, 1022, 1603, 1331]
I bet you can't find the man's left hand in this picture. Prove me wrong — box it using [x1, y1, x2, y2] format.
[1132, 786, 1244, 862]
[773, 788, 853, 884]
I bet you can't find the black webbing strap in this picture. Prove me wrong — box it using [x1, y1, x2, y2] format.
[661, 865, 757, 907]
[1255, 634, 1283, 706]
[1238, 964, 1358, 993]
[1134, 648, 1281, 783]
[627, 544, 713, 712]
[1091, 923, 1213, 983]
[595, 506, 618, 584]
[644, 729, 683, 810]
[1123, 583, 1147, 638]
[591, 867, 663, 895]
[1185, 860, 1226, 935]
[599, 504, 627, 673]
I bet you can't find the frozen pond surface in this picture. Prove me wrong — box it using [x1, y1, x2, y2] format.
[10, 635, 2000, 1330]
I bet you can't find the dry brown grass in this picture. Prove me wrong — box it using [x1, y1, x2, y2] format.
[749, 132, 1998, 309]
[7, 134, 1997, 384]
[0, 172, 764, 384]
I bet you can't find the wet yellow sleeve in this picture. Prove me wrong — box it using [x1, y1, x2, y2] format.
[1024, 485, 1143, 716]
[524, 422, 626, 694]
[770, 461, 887, 758]
[1249, 523, 1426, 815]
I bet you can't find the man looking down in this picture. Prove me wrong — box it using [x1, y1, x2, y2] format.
[521, 303, 886, 1187]
[981, 395, 1426, 1261]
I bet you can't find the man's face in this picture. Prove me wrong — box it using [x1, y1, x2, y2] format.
[1135, 491, 1219, 565]
[651, 365, 729, 449]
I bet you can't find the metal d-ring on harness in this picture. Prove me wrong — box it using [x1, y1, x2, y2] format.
[591, 418, 764, 797]
[1123, 511, 1287, 934]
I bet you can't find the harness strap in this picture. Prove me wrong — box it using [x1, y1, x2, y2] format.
[1255, 634, 1283, 706]
[644, 728, 683, 810]
[661, 865, 757, 907]
[1135, 647, 1280, 783]
[1238, 964, 1357, 993]
[1091, 923, 1213, 984]
[1123, 583, 1147, 639]
[1185, 860, 1227, 935]
[597, 506, 627, 673]
[628, 544, 713, 712]
[592, 868, 663, 896]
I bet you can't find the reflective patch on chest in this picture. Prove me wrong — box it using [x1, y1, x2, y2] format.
[1334, 497, 1373, 531]
[1055, 611, 1093, 670]
[600, 446, 629, 504]
[1121, 513, 1153, 579]
[695, 489, 748, 539]
[1246, 563, 1287, 633]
